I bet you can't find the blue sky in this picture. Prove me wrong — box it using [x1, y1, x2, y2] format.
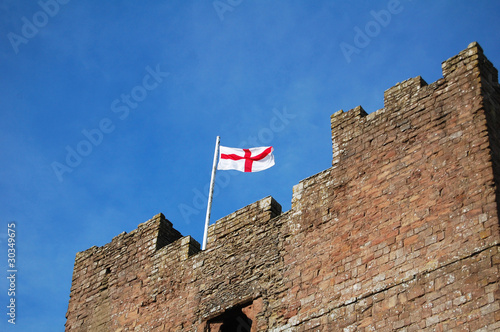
[1, 1, 500, 330]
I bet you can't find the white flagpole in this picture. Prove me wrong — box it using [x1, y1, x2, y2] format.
[202, 136, 220, 250]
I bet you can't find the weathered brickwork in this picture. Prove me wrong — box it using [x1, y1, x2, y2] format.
[66, 42, 500, 331]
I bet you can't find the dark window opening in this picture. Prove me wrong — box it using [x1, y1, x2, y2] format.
[207, 303, 253, 332]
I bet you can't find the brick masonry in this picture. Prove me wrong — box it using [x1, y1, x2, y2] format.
[66, 42, 500, 331]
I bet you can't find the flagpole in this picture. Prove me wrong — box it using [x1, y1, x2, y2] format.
[202, 136, 220, 250]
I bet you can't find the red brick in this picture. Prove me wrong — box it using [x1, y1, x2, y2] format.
[66, 43, 500, 331]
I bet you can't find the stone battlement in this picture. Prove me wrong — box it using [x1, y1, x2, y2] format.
[66, 42, 500, 331]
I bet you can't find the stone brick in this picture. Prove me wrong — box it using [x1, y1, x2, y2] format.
[66, 42, 500, 331]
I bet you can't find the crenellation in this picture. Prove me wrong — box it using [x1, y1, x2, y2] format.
[156, 235, 201, 264]
[441, 42, 482, 78]
[206, 196, 282, 251]
[155, 214, 184, 250]
[331, 105, 368, 166]
[66, 42, 500, 331]
[383, 76, 428, 111]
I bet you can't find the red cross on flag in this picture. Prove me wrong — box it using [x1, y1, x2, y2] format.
[217, 146, 275, 172]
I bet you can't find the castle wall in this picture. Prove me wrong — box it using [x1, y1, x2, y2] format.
[66, 42, 500, 331]
[65, 214, 184, 331]
[277, 42, 500, 330]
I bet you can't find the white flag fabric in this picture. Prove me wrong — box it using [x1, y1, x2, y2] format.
[217, 146, 275, 172]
